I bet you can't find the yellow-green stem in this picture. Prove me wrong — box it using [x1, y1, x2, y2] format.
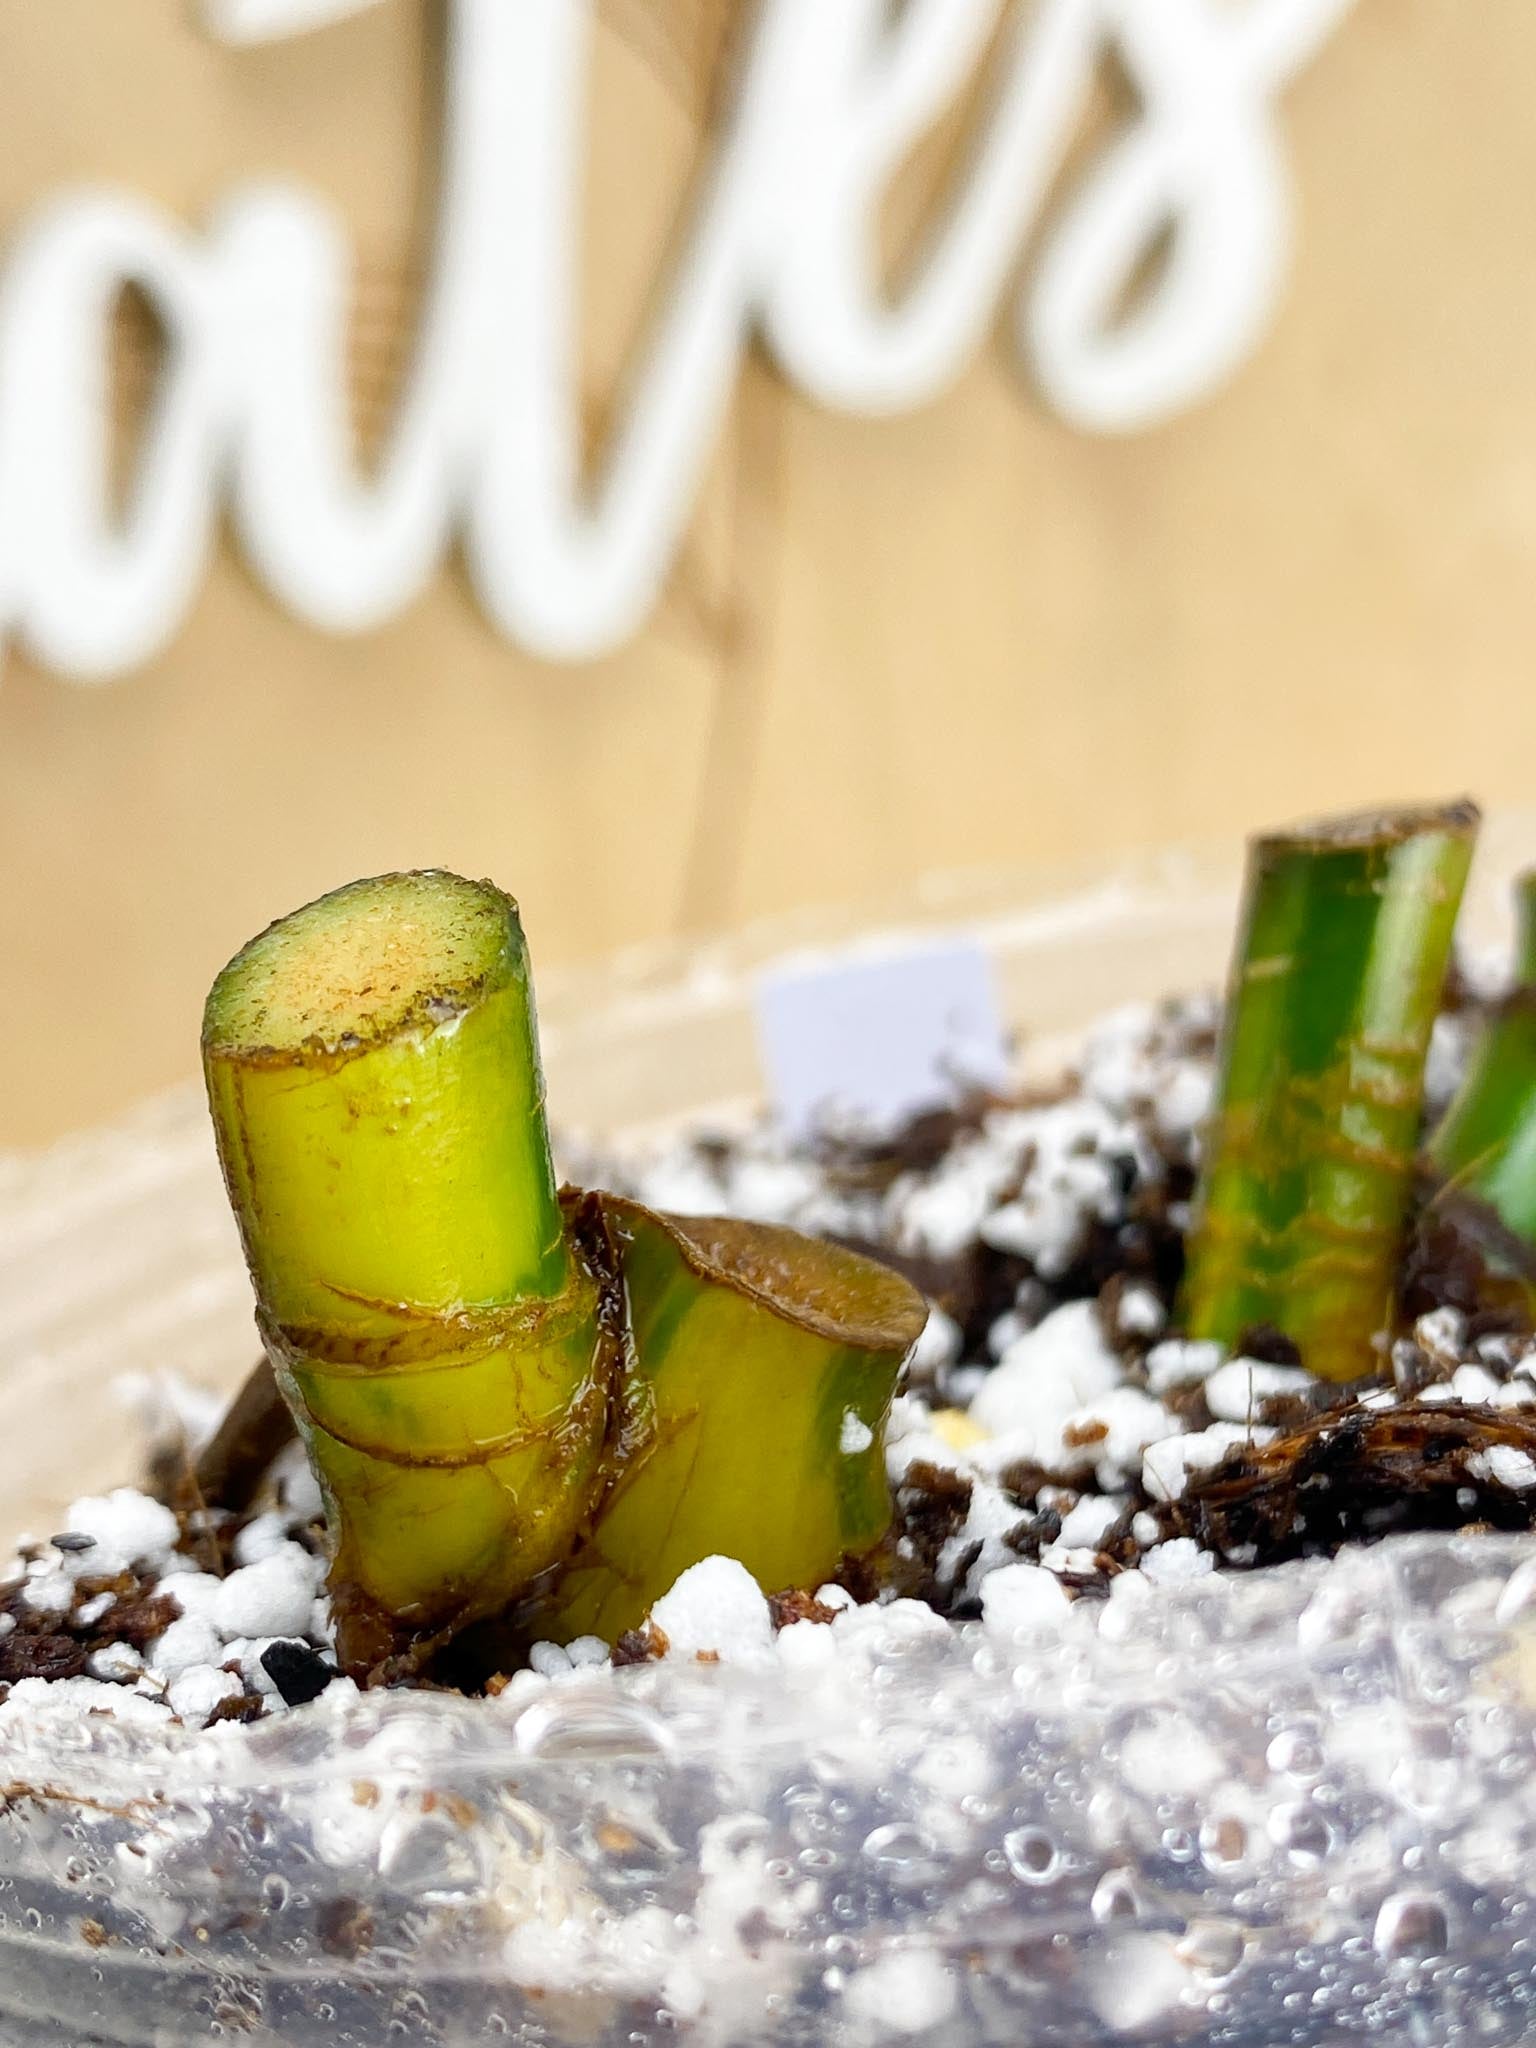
[202, 872, 613, 1669]
[536, 1197, 927, 1644]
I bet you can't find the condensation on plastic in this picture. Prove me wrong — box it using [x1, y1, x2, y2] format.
[2, 817, 1535, 2047]
[6, 1535, 1536, 2045]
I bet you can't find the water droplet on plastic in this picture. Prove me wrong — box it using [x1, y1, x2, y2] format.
[165, 1798, 213, 1843]
[1269, 1801, 1331, 1866]
[1091, 1870, 1140, 1922]
[860, 1823, 943, 1888]
[1267, 1730, 1322, 1780]
[1003, 1827, 1059, 1885]
[1496, 1556, 1536, 1626]
[378, 1812, 488, 1902]
[1374, 1892, 1450, 1962]
[514, 1692, 676, 1763]
[1298, 1583, 1375, 1654]
[1199, 1813, 1248, 1869]
[1390, 1752, 1462, 1819]
[1178, 1918, 1246, 1980]
[582, 1810, 679, 1886]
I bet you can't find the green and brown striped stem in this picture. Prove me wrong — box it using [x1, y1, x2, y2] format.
[1429, 870, 1536, 1254]
[537, 1198, 926, 1645]
[1180, 801, 1478, 1382]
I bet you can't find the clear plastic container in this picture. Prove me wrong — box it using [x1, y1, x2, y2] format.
[6, 1533, 1536, 2045]
[3, 819, 1535, 2047]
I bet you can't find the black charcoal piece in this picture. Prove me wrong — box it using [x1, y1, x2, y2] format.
[260, 1640, 336, 1707]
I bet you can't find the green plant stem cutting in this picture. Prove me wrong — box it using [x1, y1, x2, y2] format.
[1181, 801, 1478, 1383]
[203, 871, 924, 1677]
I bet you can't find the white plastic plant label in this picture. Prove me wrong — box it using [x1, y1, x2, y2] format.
[755, 934, 1009, 1141]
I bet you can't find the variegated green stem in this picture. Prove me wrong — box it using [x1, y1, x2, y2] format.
[1180, 801, 1478, 1383]
[533, 1197, 928, 1645]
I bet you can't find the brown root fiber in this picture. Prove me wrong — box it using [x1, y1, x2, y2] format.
[1170, 1400, 1536, 1562]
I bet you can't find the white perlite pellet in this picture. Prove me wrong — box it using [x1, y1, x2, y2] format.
[839, 1410, 874, 1454]
[981, 1562, 1071, 1636]
[1086, 1933, 1193, 2033]
[275, 1447, 325, 1523]
[232, 1512, 292, 1567]
[650, 1556, 774, 1665]
[1472, 1446, 1536, 1492]
[1120, 1711, 1224, 1797]
[845, 1949, 957, 2034]
[1140, 1538, 1216, 1587]
[152, 1617, 224, 1677]
[158, 1569, 224, 1620]
[59, 1489, 179, 1575]
[909, 1304, 962, 1375]
[87, 1642, 144, 1682]
[970, 1301, 1121, 1443]
[1143, 1424, 1274, 1504]
[1153, 1060, 1212, 1138]
[776, 1618, 837, 1673]
[1056, 1494, 1124, 1550]
[1203, 1358, 1314, 1422]
[1145, 1338, 1226, 1395]
[212, 1548, 321, 1640]
[1415, 1307, 1466, 1361]
[20, 1570, 73, 1617]
[167, 1666, 243, 1724]
[1041, 1544, 1101, 1577]
[939, 1479, 1028, 1597]
[1451, 1364, 1502, 1406]
[1116, 1284, 1166, 1338]
[1061, 1388, 1175, 1492]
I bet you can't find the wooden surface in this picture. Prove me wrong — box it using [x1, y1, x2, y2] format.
[2, 1, 1536, 1146]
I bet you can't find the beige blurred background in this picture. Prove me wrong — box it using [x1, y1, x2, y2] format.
[2, 0, 1535, 1147]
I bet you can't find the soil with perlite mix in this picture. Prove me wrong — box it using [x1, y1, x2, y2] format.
[4, 960, 1532, 1728]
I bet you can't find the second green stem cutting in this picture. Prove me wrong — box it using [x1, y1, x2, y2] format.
[1181, 801, 1479, 1381]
